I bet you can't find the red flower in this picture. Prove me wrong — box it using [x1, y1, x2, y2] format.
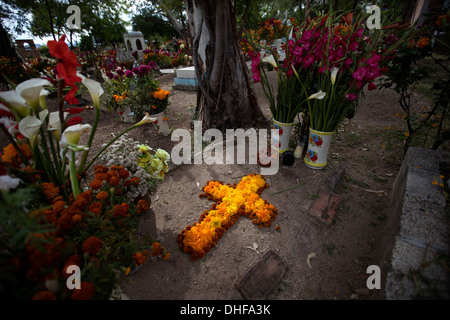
[316, 139, 323, 146]
[47, 35, 81, 105]
[311, 154, 318, 162]
[81, 236, 102, 255]
[66, 107, 85, 114]
[66, 116, 83, 126]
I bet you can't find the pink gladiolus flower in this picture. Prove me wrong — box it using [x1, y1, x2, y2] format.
[303, 54, 315, 68]
[367, 54, 381, 67]
[344, 57, 353, 68]
[356, 28, 364, 38]
[346, 93, 357, 101]
[301, 30, 313, 42]
[352, 67, 367, 81]
[349, 41, 358, 52]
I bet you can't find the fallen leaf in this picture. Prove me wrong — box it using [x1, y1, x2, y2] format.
[307, 253, 316, 268]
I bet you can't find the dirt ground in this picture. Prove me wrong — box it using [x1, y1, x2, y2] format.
[9, 69, 411, 300]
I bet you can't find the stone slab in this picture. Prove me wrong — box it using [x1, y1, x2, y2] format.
[176, 66, 196, 79]
[235, 250, 288, 300]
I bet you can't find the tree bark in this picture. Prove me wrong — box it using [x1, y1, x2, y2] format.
[185, 0, 267, 130]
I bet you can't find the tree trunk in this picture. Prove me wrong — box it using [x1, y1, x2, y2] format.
[185, 0, 267, 130]
[0, 21, 19, 59]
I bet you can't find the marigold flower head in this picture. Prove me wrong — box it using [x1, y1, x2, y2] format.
[118, 169, 130, 179]
[41, 182, 61, 203]
[108, 176, 120, 186]
[89, 179, 103, 190]
[132, 250, 149, 266]
[136, 199, 149, 214]
[96, 190, 109, 201]
[151, 242, 162, 256]
[112, 203, 129, 217]
[81, 236, 102, 255]
[88, 202, 102, 215]
[2, 143, 32, 166]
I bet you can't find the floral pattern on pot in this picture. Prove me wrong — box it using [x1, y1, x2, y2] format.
[272, 123, 284, 136]
[305, 149, 318, 162]
[309, 133, 323, 147]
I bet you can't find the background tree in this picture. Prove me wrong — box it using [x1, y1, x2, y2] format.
[131, 5, 178, 42]
[184, 0, 267, 129]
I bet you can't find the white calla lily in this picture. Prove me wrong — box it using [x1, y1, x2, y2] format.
[39, 109, 49, 122]
[262, 54, 278, 68]
[40, 89, 51, 109]
[60, 123, 92, 149]
[0, 90, 30, 119]
[48, 111, 69, 141]
[18, 114, 43, 147]
[308, 90, 326, 100]
[16, 78, 52, 114]
[331, 67, 339, 85]
[134, 113, 157, 127]
[82, 78, 104, 108]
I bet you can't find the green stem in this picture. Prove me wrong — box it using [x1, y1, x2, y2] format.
[69, 149, 80, 199]
[77, 105, 100, 175]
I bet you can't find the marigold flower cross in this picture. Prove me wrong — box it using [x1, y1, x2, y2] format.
[178, 174, 278, 261]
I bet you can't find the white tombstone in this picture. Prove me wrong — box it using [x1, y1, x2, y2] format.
[123, 31, 145, 60]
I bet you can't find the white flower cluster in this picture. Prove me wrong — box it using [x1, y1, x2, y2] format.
[97, 134, 160, 201]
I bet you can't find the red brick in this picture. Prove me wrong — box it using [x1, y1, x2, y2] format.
[309, 187, 341, 226]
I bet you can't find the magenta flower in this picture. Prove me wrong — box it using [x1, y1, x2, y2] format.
[352, 67, 367, 81]
[368, 82, 377, 91]
[125, 70, 133, 78]
[346, 93, 357, 101]
[300, 30, 313, 42]
[116, 69, 124, 77]
[303, 54, 315, 68]
[349, 41, 358, 52]
[344, 57, 353, 68]
[251, 52, 261, 83]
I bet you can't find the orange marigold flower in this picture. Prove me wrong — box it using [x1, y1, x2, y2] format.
[94, 165, 109, 174]
[162, 252, 170, 261]
[31, 290, 56, 300]
[81, 236, 102, 255]
[136, 199, 149, 214]
[132, 250, 149, 266]
[72, 214, 83, 223]
[41, 182, 61, 203]
[112, 203, 129, 217]
[89, 179, 103, 190]
[118, 169, 130, 179]
[71, 281, 96, 300]
[96, 190, 109, 201]
[2, 143, 32, 166]
[94, 172, 107, 182]
[416, 37, 430, 48]
[151, 242, 162, 256]
[88, 202, 103, 215]
[109, 176, 121, 186]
